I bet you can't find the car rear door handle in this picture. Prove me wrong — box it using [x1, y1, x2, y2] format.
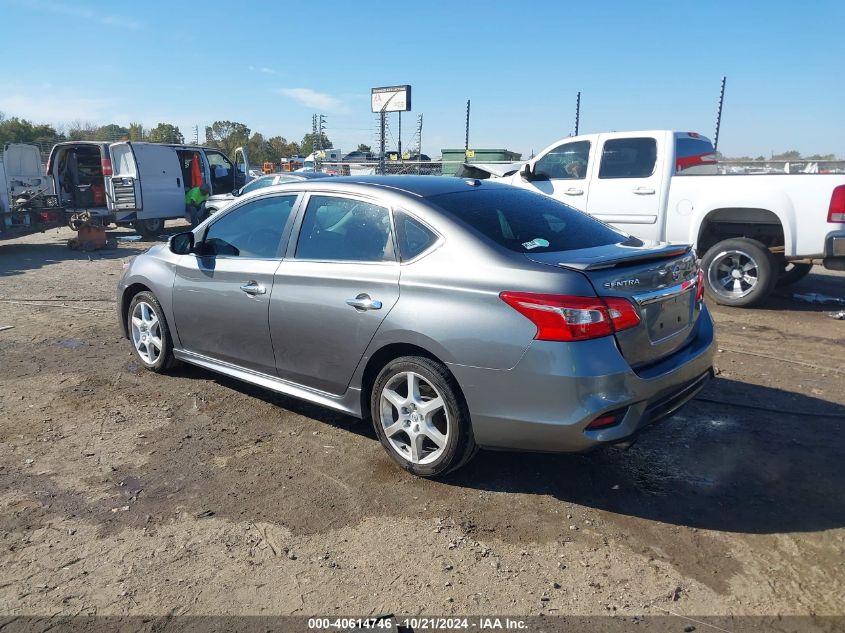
[563, 187, 584, 196]
[346, 294, 382, 311]
[632, 187, 655, 195]
[240, 281, 266, 295]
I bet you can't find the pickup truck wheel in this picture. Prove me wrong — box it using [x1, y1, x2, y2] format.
[776, 262, 813, 287]
[371, 356, 477, 478]
[134, 218, 164, 239]
[701, 238, 776, 307]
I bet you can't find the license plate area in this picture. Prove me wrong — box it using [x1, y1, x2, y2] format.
[645, 290, 693, 343]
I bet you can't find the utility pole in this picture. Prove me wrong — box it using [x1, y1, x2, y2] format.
[415, 113, 423, 174]
[464, 99, 471, 154]
[318, 114, 326, 152]
[574, 92, 581, 136]
[714, 76, 726, 152]
[379, 112, 386, 175]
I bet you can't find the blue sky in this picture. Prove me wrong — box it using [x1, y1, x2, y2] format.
[1, 0, 842, 158]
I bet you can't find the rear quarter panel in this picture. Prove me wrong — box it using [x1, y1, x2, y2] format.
[665, 174, 845, 256]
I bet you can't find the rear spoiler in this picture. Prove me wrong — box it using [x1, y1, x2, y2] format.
[554, 244, 693, 271]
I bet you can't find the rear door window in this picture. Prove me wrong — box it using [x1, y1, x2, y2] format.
[295, 195, 395, 262]
[598, 138, 657, 179]
[430, 187, 624, 253]
[202, 194, 297, 258]
[394, 211, 439, 261]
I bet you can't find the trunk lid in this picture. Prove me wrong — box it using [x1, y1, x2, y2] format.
[526, 242, 701, 368]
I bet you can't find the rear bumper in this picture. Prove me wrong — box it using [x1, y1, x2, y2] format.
[449, 306, 716, 453]
[823, 230, 845, 271]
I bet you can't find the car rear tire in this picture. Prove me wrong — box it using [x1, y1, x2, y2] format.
[135, 218, 164, 239]
[776, 261, 813, 287]
[127, 291, 178, 372]
[371, 356, 477, 478]
[701, 237, 776, 307]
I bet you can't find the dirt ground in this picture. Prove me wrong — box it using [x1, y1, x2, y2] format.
[0, 225, 843, 619]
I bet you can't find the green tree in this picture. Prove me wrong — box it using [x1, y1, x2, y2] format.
[0, 116, 60, 146]
[95, 123, 129, 141]
[772, 150, 802, 161]
[67, 120, 99, 141]
[247, 132, 268, 165]
[266, 136, 300, 161]
[148, 123, 184, 144]
[207, 121, 250, 158]
[300, 132, 333, 156]
[128, 122, 146, 141]
[357, 143, 371, 153]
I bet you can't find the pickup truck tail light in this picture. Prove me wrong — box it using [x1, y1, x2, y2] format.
[101, 158, 114, 177]
[829, 185, 845, 223]
[500, 292, 640, 342]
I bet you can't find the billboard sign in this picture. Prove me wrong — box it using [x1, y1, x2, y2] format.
[371, 85, 412, 113]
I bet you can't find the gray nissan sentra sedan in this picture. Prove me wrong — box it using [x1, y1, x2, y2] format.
[118, 176, 715, 477]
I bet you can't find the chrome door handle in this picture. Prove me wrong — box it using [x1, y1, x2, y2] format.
[563, 188, 584, 195]
[240, 281, 266, 295]
[632, 187, 655, 195]
[346, 294, 382, 311]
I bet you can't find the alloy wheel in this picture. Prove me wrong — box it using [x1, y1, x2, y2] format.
[131, 301, 163, 364]
[708, 249, 761, 300]
[379, 371, 450, 465]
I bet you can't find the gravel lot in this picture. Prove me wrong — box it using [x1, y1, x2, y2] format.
[1, 225, 843, 619]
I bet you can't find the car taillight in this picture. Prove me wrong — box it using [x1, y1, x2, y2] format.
[499, 292, 641, 342]
[829, 185, 845, 223]
[101, 158, 113, 177]
[695, 268, 705, 303]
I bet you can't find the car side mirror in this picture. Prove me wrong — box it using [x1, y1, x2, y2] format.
[169, 231, 194, 255]
[521, 163, 535, 181]
[232, 187, 241, 197]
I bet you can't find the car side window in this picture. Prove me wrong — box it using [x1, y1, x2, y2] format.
[534, 141, 590, 180]
[295, 195, 394, 262]
[598, 137, 657, 179]
[394, 211, 439, 261]
[241, 177, 275, 195]
[201, 195, 296, 258]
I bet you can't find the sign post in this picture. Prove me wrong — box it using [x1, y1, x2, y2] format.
[372, 85, 412, 175]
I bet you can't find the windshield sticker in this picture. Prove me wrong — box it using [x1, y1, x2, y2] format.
[522, 238, 550, 250]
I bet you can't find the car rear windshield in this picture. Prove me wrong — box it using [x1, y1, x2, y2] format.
[429, 187, 625, 253]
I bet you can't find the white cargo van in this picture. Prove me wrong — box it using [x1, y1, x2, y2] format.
[0, 143, 63, 240]
[46, 141, 249, 237]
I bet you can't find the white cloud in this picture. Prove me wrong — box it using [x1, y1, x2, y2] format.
[277, 88, 347, 113]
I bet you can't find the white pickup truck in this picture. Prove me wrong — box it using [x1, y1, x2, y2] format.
[498, 130, 845, 307]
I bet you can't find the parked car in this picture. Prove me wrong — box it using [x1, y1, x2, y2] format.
[118, 176, 715, 477]
[342, 150, 373, 162]
[45, 141, 250, 237]
[205, 171, 332, 215]
[497, 131, 845, 306]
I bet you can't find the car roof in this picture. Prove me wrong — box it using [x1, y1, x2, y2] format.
[288, 175, 504, 198]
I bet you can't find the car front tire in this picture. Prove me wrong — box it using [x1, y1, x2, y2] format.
[371, 356, 477, 478]
[127, 291, 178, 372]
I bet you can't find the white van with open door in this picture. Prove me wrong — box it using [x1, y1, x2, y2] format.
[1, 143, 62, 240]
[46, 141, 249, 238]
